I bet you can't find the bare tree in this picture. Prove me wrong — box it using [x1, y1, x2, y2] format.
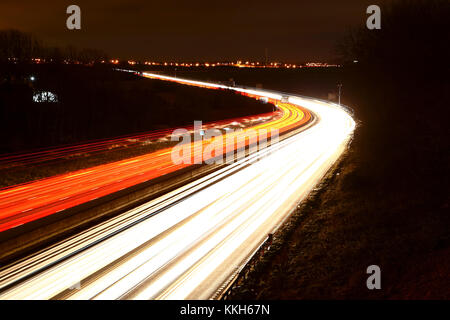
[0, 29, 42, 62]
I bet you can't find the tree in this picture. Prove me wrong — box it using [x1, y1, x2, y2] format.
[337, 0, 449, 79]
[0, 29, 42, 62]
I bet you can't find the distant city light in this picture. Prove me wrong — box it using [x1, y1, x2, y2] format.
[25, 57, 341, 69]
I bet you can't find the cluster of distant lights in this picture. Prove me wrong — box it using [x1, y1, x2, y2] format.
[128, 60, 340, 68]
[8, 57, 341, 68]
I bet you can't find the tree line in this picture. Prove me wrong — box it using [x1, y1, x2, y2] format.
[0, 29, 108, 64]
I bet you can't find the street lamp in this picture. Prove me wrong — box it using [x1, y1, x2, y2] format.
[337, 84, 342, 105]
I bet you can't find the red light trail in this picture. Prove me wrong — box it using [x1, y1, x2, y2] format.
[0, 74, 311, 233]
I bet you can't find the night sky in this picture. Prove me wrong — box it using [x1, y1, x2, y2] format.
[0, 0, 386, 62]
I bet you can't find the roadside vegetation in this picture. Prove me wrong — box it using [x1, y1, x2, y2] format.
[228, 0, 449, 299]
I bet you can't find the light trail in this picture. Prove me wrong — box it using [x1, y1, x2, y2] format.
[0, 110, 275, 169]
[0, 74, 311, 232]
[0, 75, 355, 299]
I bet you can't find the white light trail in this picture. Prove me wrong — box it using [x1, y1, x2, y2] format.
[0, 77, 355, 300]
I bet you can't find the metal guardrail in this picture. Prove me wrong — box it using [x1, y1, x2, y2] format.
[214, 233, 273, 300]
[214, 155, 340, 300]
[116, 69, 355, 300]
[209, 88, 355, 300]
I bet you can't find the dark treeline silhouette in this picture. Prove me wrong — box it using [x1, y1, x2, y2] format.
[0, 29, 108, 63]
[231, 0, 450, 299]
[337, 0, 449, 189]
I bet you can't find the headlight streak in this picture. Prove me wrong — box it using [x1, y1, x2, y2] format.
[0, 74, 355, 300]
[0, 86, 307, 232]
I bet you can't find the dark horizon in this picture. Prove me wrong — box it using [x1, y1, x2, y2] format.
[0, 0, 385, 62]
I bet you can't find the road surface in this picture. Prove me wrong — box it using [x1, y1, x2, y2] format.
[0, 76, 355, 299]
[0, 81, 310, 232]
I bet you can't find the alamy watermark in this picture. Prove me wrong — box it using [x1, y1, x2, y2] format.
[366, 265, 381, 289]
[366, 5, 381, 30]
[170, 121, 279, 165]
[66, 5, 81, 30]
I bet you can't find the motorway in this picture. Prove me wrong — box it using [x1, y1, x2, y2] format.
[0, 109, 276, 168]
[0, 85, 308, 233]
[0, 74, 355, 299]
